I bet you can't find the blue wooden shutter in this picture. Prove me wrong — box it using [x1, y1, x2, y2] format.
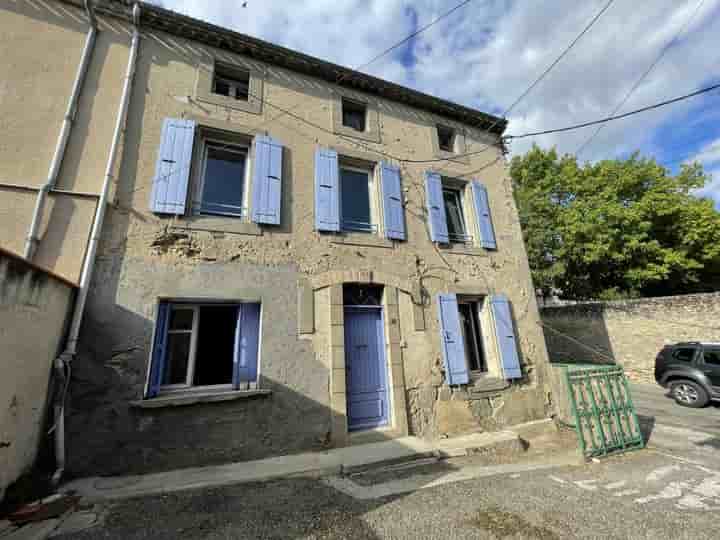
[380, 162, 406, 240]
[437, 294, 469, 385]
[425, 171, 449, 243]
[314, 147, 340, 231]
[233, 303, 261, 387]
[490, 295, 522, 379]
[251, 135, 283, 225]
[147, 302, 170, 397]
[471, 181, 497, 249]
[149, 118, 196, 214]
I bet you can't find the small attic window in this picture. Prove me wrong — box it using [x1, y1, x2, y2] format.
[437, 125, 456, 152]
[342, 99, 367, 132]
[213, 64, 250, 101]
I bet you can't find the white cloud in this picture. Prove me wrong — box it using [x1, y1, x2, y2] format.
[687, 138, 720, 167]
[149, 0, 720, 170]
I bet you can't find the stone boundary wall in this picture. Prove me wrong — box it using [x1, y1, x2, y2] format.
[540, 293, 720, 383]
[0, 248, 76, 500]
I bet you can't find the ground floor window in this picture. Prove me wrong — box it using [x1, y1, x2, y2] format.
[147, 301, 261, 397]
[458, 300, 486, 373]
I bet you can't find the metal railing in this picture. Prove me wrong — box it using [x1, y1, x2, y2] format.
[193, 202, 248, 220]
[341, 220, 377, 233]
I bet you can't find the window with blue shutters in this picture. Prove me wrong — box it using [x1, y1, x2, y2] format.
[145, 301, 262, 398]
[436, 294, 522, 386]
[315, 147, 398, 238]
[425, 171, 449, 243]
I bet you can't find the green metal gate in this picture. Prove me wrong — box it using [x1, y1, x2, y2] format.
[561, 364, 644, 458]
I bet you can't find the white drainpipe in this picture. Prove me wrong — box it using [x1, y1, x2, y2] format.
[52, 2, 142, 485]
[24, 0, 98, 260]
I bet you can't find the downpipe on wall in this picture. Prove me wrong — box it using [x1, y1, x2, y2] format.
[52, 2, 142, 486]
[23, 0, 98, 260]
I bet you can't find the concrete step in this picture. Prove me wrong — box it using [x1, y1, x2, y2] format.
[436, 430, 524, 458]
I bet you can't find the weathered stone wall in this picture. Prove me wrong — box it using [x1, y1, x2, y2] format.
[0, 249, 75, 500]
[0, 0, 554, 477]
[541, 293, 720, 383]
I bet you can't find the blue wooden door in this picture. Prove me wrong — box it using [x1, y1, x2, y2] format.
[345, 308, 389, 431]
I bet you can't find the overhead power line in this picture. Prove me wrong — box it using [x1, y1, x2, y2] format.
[503, 0, 616, 119]
[504, 82, 720, 140]
[415, 0, 617, 165]
[575, 0, 707, 157]
[351, 0, 475, 76]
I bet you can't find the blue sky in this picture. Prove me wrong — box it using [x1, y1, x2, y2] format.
[149, 0, 720, 207]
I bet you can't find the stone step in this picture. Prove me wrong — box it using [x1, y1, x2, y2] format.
[436, 430, 524, 458]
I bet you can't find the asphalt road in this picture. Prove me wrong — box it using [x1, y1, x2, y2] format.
[630, 382, 720, 437]
[51, 384, 720, 539]
[56, 449, 720, 540]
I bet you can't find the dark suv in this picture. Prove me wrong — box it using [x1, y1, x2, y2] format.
[655, 342, 720, 407]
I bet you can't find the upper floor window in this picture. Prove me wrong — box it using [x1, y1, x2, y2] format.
[442, 185, 469, 244]
[149, 117, 284, 226]
[342, 99, 367, 132]
[196, 140, 249, 218]
[437, 125, 456, 152]
[340, 164, 376, 233]
[212, 64, 250, 101]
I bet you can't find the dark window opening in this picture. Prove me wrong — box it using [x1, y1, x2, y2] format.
[342, 99, 367, 132]
[193, 305, 237, 386]
[703, 348, 720, 366]
[437, 125, 456, 152]
[344, 284, 384, 306]
[442, 187, 468, 243]
[200, 143, 247, 217]
[673, 347, 696, 362]
[458, 301, 486, 372]
[212, 65, 250, 101]
[340, 167, 373, 232]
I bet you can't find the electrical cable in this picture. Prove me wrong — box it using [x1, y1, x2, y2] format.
[505, 82, 720, 140]
[575, 0, 707, 157]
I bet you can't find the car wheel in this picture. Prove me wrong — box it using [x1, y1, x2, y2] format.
[670, 380, 709, 408]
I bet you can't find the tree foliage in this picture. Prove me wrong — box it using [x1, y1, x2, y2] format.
[510, 145, 720, 300]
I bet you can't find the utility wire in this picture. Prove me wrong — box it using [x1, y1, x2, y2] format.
[505, 82, 720, 140]
[575, 0, 707, 157]
[418, 0, 617, 166]
[504, 0, 615, 119]
[351, 0, 474, 76]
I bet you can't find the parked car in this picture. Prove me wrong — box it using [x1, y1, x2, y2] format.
[655, 342, 720, 407]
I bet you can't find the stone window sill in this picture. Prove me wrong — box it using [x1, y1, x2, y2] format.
[468, 377, 510, 396]
[130, 389, 271, 409]
[437, 243, 486, 256]
[173, 216, 263, 236]
[331, 233, 394, 249]
[333, 124, 381, 144]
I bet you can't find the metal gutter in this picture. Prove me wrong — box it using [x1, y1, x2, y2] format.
[52, 1, 142, 485]
[24, 0, 98, 260]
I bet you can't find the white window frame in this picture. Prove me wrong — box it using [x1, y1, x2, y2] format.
[193, 137, 252, 220]
[339, 163, 380, 235]
[158, 303, 238, 395]
[441, 183, 471, 244]
[458, 298, 486, 375]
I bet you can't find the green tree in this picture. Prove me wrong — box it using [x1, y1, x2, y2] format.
[510, 145, 720, 300]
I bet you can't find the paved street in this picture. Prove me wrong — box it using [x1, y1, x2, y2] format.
[53, 383, 720, 540]
[631, 382, 720, 437]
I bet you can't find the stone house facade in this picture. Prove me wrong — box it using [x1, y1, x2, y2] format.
[0, 0, 553, 477]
